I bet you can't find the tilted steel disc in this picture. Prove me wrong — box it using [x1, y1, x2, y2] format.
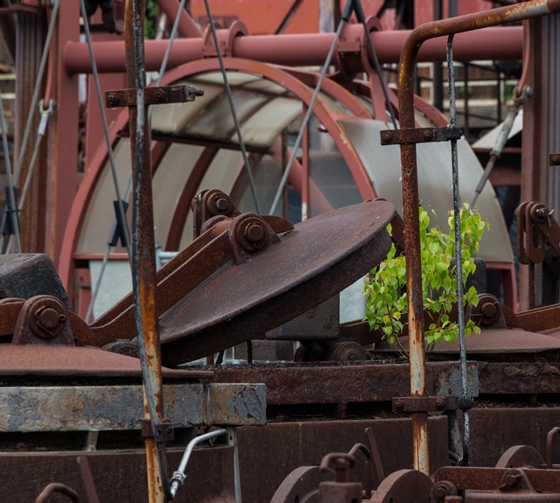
[270, 466, 335, 503]
[159, 200, 395, 365]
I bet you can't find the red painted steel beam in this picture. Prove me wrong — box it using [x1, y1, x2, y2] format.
[63, 26, 522, 74]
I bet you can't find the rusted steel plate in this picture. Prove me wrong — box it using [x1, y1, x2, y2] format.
[0, 446, 235, 503]
[159, 201, 395, 365]
[379, 126, 461, 145]
[0, 344, 212, 378]
[433, 467, 560, 493]
[517, 303, 560, 333]
[208, 361, 478, 405]
[469, 408, 560, 468]
[375, 329, 560, 359]
[478, 362, 560, 394]
[105, 85, 202, 108]
[0, 383, 265, 432]
[237, 417, 448, 503]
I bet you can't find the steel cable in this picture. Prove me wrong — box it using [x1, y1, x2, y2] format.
[447, 34, 469, 465]
[80, 0, 132, 264]
[13, 0, 60, 186]
[203, 0, 262, 214]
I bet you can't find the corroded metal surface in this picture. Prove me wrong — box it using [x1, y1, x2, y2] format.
[0, 345, 212, 378]
[208, 361, 478, 405]
[0, 383, 265, 432]
[371, 469, 433, 503]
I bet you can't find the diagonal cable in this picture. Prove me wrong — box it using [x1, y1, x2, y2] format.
[80, 0, 132, 264]
[14, 0, 60, 185]
[203, 0, 261, 214]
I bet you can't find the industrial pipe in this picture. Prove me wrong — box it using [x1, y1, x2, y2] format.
[63, 26, 522, 74]
[395, 0, 560, 477]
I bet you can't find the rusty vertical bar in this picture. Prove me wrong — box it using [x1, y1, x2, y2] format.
[302, 104, 309, 221]
[395, 0, 560, 476]
[124, 0, 168, 501]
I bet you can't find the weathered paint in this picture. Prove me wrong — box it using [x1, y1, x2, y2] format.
[0, 383, 266, 432]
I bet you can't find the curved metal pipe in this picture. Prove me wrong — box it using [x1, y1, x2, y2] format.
[395, 0, 560, 476]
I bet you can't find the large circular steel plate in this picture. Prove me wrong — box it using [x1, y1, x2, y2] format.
[159, 200, 394, 365]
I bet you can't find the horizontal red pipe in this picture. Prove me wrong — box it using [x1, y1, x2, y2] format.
[64, 26, 522, 75]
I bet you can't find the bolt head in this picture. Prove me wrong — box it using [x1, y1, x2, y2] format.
[37, 307, 61, 329]
[395, 399, 405, 411]
[244, 223, 265, 243]
[216, 198, 229, 211]
[383, 132, 392, 141]
[436, 398, 446, 409]
[107, 94, 116, 104]
[481, 302, 497, 318]
[423, 130, 433, 139]
[553, 156, 560, 165]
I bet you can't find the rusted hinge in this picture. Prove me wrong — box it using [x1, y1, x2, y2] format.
[380, 126, 462, 146]
[392, 395, 471, 413]
[141, 418, 175, 442]
[105, 85, 203, 108]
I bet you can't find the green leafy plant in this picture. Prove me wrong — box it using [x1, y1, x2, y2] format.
[363, 205, 489, 360]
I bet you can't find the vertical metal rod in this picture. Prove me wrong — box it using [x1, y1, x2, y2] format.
[80, 0, 132, 263]
[0, 88, 21, 253]
[269, 16, 345, 216]
[203, 0, 261, 214]
[447, 34, 469, 465]
[125, 0, 169, 500]
[394, 0, 560, 476]
[228, 427, 242, 503]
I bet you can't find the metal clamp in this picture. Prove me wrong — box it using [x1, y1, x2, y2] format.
[380, 126, 463, 146]
[38, 99, 56, 136]
[105, 85, 203, 108]
[140, 418, 175, 442]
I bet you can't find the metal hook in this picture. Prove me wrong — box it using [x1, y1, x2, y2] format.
[37, 99, 56, 136]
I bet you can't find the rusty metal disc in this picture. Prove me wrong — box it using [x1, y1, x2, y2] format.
[270, 466, 335, 503]
[496, 445, 545, 469]
[372, 469, 433, 503]
[0, 344, 212, 379]
[158, 200, 394, 365]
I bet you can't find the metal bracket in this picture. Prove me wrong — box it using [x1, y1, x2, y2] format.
[141, 418, 175, 442]
[380, 126, 463, 146]
[105, 85, 203, 108]
[392, 395, 471, 413]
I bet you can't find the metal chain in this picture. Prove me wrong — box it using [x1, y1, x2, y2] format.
[203, 0, 261, 214]
[447, 34, 469, 465]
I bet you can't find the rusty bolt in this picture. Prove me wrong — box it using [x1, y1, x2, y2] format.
[423, 129, 433, 140]
[155, 89, 165, 102]
[244, 223, 265, 244]
[107, 93, 117, 105]
[216, 198, 229, 211]
[551, 155, 560, 165]
[394, 399, 405, 412]
[36, 307, 62, 329]
[436, 397, 446, 410]
[383, 132, 393, 142]
[434, 485, 448, 499]
[481, 302, 497, 319]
